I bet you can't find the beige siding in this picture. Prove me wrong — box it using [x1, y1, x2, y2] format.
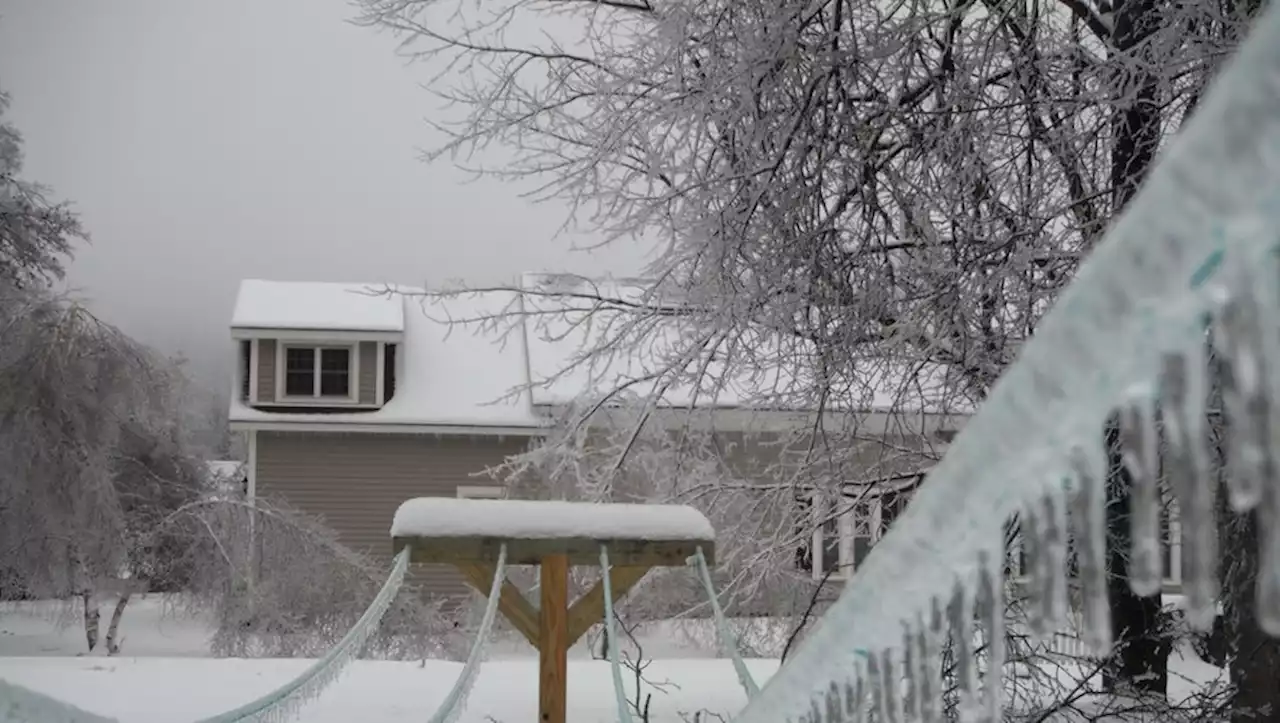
[256, 339, 277, 401]
[358, 342, 378, 405]
[255, 431, 528, 602]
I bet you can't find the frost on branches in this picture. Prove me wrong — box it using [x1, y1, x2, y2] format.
[357, 0, 1280, 717]
[0, 89, 83, 289]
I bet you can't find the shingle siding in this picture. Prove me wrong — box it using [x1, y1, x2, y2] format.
[358, 342, 378, 405]
[256, 339, 277, 401]
[254, 431, 530, 602]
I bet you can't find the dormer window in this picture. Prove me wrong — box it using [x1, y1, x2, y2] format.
[283, 345, 353, 400]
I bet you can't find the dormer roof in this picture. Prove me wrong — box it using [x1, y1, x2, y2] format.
[231, 279, 404, 333]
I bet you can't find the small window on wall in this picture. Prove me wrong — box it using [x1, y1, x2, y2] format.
[282, 345, 352, 399]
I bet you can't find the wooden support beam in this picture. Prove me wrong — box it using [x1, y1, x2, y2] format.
[454, 563, 541, 648]
[539, 554, 569, 723]
[566, 565, 652, 647]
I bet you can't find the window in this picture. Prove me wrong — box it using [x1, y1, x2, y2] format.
[799, 481, 918, 583]
[1003, 498, 1182, 587]
[281, 345, 352, 399]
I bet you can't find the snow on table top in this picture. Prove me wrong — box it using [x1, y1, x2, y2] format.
[231, 279, 405, 332]
[390, 498, 716, 541]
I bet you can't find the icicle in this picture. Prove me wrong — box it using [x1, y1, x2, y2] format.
[975, 550, 1004, 723]
[866, 651, 884, 723]
[1257, 502, 1280, 635]
[845, 673, 866, 723]
[825, 682, 842, 723]
[1160, 350, 1220, 631]
[1069, 446, 1112, 656]
[1213, 273, 1274, 512]
[879, 647, 901, 723]
[1120, 399, 1163, 596]
[946, 580, 977, 708]
[1019, 502, 1047, 637]
[901, 622, 918, 722]
[1025, 492, 1068, 640]
[918, 599, 943, 723]
[1254, 251, 1280, 634]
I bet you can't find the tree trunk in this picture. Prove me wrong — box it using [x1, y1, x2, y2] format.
[105, 593, 131, 656]
[81, 590, 99, 653]
[1102, 0, 1168, 695]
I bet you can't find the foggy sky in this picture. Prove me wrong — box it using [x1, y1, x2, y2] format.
[0, 0, 650, 390]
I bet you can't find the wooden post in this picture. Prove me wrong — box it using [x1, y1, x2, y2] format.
[539, 554, 569, 723]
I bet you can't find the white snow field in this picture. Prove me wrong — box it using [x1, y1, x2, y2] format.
[0, 595, 1226, 722]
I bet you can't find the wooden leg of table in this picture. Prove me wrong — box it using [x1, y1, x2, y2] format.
[539, 554, 569, 723]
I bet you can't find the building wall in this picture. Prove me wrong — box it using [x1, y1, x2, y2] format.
[254, 430, 529, 602]
[358, 341, 378, 404]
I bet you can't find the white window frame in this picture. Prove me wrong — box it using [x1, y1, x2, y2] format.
[457, 485, 504, 500]
[275, 341, 360, 404]
[807, 489, 900, 583]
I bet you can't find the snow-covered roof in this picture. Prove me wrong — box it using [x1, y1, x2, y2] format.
[519, 272, 965, 414]
[391, 497, 715, 541]
[231, 279, 404, 332]
[229, 285, 539, 429]
[228, 276, 968, 431]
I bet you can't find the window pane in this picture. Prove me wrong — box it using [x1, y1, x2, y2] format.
[852, 500, 875, 565]
[319, 348, 350, 397]
[285, 347, 314, 372]
[284, 348, 315, 396]
[821, 518, 841, 574]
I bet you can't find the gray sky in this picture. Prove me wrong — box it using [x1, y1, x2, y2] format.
[0, 0, 649, 389]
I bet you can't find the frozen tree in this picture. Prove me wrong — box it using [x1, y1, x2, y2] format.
[0, 88, 84, 288]
[359, 0, 1267, 701]
[0, 281, 211, 651]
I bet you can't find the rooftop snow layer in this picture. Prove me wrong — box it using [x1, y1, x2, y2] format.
[232, 279, 405, 332]
[390, 497, 716, 541]
[518, 272, 968, 413]
[229, 287, 540, 428]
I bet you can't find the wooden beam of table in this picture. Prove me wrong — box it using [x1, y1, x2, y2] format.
[540, 554, 569, 723]
[454, 563, 540, 648]
[566, 565, 652, 647]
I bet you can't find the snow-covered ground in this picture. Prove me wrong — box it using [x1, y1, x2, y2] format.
[0, 595, 1229, 722]
[0, 596, 773, 722]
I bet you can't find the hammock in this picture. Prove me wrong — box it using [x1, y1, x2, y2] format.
[0, 545, 510, 723]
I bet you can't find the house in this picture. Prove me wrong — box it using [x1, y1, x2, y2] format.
[227, 277, 1185, 604]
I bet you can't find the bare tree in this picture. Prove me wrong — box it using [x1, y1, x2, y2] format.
[357, 0, 1263, 701]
